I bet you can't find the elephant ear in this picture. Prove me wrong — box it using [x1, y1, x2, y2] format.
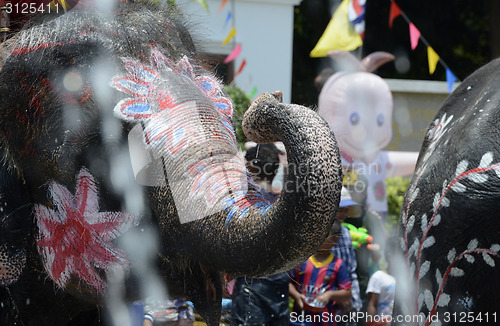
[0, 160, 31, 286]
[34, 167, 141, 293]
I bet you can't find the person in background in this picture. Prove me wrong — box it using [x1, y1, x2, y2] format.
[331, 187, 363, 326]
[289, 221, 351, 326]
[365, 236, 397, 326]
[343, 172, 387, 315]
[142, 298, 195, 326]
[231, 144, 290, 326]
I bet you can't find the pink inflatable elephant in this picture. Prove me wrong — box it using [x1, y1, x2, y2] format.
[318, 50, 418, 219]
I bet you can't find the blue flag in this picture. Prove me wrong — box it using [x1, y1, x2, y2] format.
[446, 68, 457, 93]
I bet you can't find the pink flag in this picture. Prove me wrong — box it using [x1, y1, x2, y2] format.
[224, 43, 241, 64]
[409, 23, 421, 50]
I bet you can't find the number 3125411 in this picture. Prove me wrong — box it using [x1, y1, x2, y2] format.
[4, 2, 60, 14]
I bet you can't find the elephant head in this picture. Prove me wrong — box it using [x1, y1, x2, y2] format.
[0, 2, 342, 325]
[394, 58, 500, 324]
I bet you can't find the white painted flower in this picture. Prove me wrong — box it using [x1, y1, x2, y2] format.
[407, 214, 415, 233]
[426, 113, 453, 148]
[424, 289, 434, 310]
[455, 160, 468, 177]
[435, 269, 443, 285]
[450, 267, 464, 277]
[410, 187, 420, 202]
[467, 239, 478, 251]
[421, 213, 428, 233]
[432, 214, 441, 226]
[400, 237, 406, 250]
[450, 181, 466, 192]
[432, 193, 441, 211]
[447, 248, 456, 263]
[490, 244, 500, 253]
[467, 172, 488, 183]
[479, 152, 494, 168]
[483, 252, 496, 267]
[419, 261, 431, 279]
[410, 262, 416, 277]
[464, 254, 475, 263]
[409, 238, 420, 258]
[437, 293, 450, 307]
[418, 293, 424, 311]
[422, 236, 435, 249]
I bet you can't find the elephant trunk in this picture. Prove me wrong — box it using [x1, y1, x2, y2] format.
[153, 92, 342, 277]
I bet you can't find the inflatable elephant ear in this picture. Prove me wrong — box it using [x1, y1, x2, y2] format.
[318, 51, 394, 162]
[326, 50, 395, 73]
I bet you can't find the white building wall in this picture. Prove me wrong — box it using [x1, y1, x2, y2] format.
[177, 0, 301, 103]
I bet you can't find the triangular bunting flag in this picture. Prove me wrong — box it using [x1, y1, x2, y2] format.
[217, 0, 228, 13]
[248, 86, 258, 99]
[194, 0, 209, 12]
[389, 1, 402, 28]
[310, 0, 362, 57]
[224, 43, 241, 64]
[409, 23, 421, 50]
[235, 59, 247, 76]
[427, 46, 439, 74]
[223, 11, 232, 30]
[348, 0, 366, 40]
[222, 27, 236, 45]
[446, 68, 457, 93]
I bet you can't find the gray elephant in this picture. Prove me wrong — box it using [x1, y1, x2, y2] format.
[394, 58, 500, 325]
[0, 1, 343, 325]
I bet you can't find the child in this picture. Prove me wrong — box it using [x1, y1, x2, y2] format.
[365, 236, 398, 326]
[289, 222, 352, 326]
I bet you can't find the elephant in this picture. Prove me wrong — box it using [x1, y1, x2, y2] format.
[393, 58, 500, 325]
[0, 1, 343, 325]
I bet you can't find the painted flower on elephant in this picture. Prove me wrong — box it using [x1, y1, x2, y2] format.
[112, 49, 250, 222]
[425, 113, 453, 153]
[35, 168, 140, 292]
[112, 49, 235, 157]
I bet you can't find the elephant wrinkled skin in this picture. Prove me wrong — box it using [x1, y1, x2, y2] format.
[0, 2, 343, 325]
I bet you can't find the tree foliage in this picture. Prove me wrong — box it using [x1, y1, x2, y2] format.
[225, 85, 251, 150]
[385, 176, 411, 231]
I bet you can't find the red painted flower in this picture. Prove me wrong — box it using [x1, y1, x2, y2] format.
[35, 168, 140, 293]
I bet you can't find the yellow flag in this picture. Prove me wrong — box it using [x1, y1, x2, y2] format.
[427, 46, 439, 74]
[195, 0, 210, 12]
[50, 0, 71, 11]
[222, 27, 237, 46]
[310, 0, 362, 57]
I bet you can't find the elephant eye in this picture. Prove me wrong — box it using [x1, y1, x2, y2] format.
[377, 114, 385, 127]
[350, 112, 360, 126]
